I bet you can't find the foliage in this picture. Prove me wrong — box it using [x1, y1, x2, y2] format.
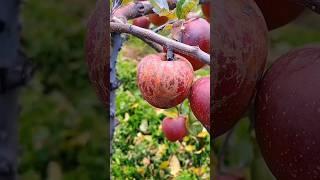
[19, 0, 106, 179]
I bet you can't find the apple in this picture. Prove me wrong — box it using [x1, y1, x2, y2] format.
[255, 0, 304, 30]
[171, 17, 210, 71]
[212, 0, 268, 137]
[189, 77, 210, 131]
[148, 13, 168, 26]
[132, 16, 150, 29]
[85, 0, 109, 110]
[162, 116, 188, 142]
[255, 46, 320, 180]
[137, 53, 194, 109]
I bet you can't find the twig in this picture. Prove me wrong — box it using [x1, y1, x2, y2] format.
[110, 22, 210, 64]
[152, 20, 176, 33]
[290, 0, 320, 14]
[112, 0, 206, 21]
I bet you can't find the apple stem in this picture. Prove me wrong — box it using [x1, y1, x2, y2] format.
[166, 46, 175, 61]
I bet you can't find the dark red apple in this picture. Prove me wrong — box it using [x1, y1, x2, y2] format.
[137, 53, 194, 109]
[162, 116, 188, 142]
[189, 77, 210, 131]
[133, 16, 150, 29]
[85, 0, 109, 110]
[255, 0, 304, 30]
[255, 46, 320, 180]
[202, 0, 303, 30]
[212, 0, 268, 137]
[171, 17, 210, 71]
[148, 13, 168, 26]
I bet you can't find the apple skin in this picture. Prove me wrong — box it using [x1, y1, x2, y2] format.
[133, 16, 150, 29]
[189, 77, 210, 131]
[137, 53, 194, 109]
[255, 46, 320, 180]
[171, 17, 210, 71]
[212, 0, 268, 137]
[148, 13, 168, 26]
[255, 0, 304, 30]
[85, 0, 109, 110]
[162, 116, 188, 142]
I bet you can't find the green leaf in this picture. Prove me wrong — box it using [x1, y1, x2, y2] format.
[176, 0, 199, 19]
[149, 0, 170, 15]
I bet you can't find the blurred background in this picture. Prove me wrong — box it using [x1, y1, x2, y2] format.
[19, 0, 106, 179]
[214, 9, 320, 180]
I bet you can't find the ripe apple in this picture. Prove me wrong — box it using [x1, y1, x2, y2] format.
[137, 53, 194, 109]
[85, 0, 109, 110]
[255, 0, 304, 30]
[255, 46, 320, 180]
[132, 16, 150, 29]
[212, 0, 268, 137]
[189, 77, 210, 131]
[162, 116, 188, 142]
[171, 17, 210, 71]
[148, 13, 168, 26]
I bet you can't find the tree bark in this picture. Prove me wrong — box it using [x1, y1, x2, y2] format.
[110, 22, 210, 64]
[0, 0, 30, 179]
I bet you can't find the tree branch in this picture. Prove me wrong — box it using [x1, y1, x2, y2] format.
[110, 22, 210, 65]
[290, 0, 320, 14]
[110, 33, 123, 154]
[113, 1, 154, 20]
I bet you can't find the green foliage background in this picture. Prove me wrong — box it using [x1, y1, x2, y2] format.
[20, 0, 106, 179]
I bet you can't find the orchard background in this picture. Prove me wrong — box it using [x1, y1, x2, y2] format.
[15, 0, 320, 179]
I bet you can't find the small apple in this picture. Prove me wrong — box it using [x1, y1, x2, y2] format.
[171, 17, 210, 70]
[148, 13, 168, 26]
[189, 77, 210, 131]
[133, 16, 150, 29]
[162, 116, 188, 142]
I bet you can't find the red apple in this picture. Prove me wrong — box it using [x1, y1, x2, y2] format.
[85, 0, 109, 110]
[162, 116, 188, 142]
[137, 53, 194, 109]
[255, 0, 304, 30]
[133, 16, 150, 29]
[212, 0, 268, 137]
[255, 46, 320, 180]
[148, 13, 168, 26]
[171, 17, 210, 71]
[189, 77, 210, 131]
